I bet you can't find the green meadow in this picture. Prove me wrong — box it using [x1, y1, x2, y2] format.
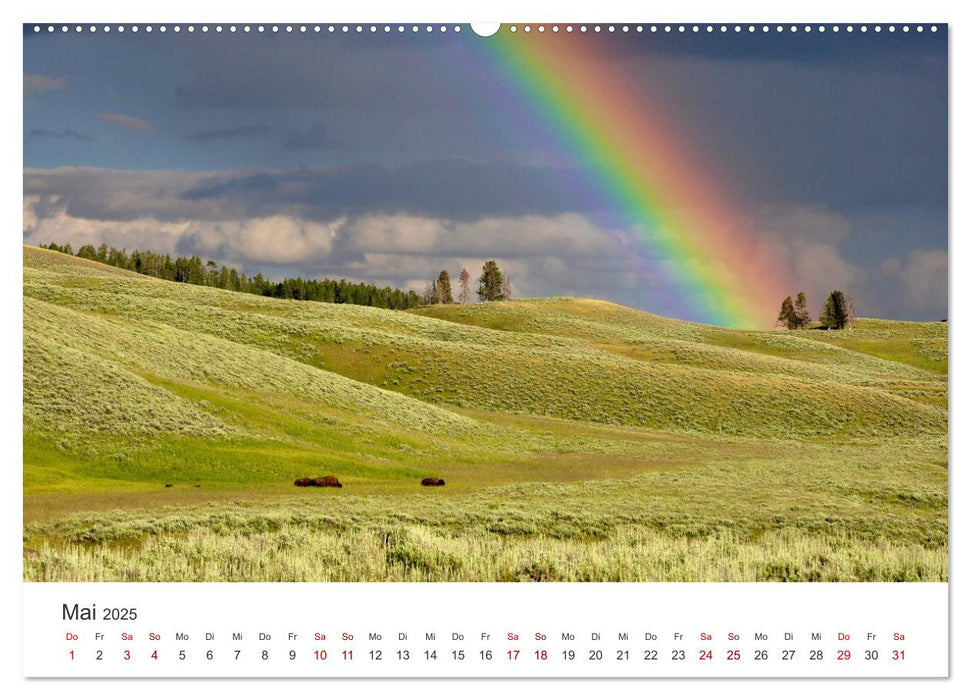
[22, 246, 948, 581]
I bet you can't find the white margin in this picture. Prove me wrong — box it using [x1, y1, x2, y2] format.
[3, 1, 964, 698]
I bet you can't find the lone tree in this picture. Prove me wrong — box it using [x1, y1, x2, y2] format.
[477, 260, 504, 301]
[794, 291, 811, 329]
[819, 290, 851, 329]
[777, 296, 798, 330]
[458, 268, 471, 304]
[435, 269, 454, 304]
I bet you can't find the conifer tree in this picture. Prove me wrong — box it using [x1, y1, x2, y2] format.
[794, 292, 811, 329]
[477, 260, 504, 301]
[777, 296, 798, 330]
[819, 290, 850, 329]
[458, 268, 471, 304]
[436, 269, 454, 304]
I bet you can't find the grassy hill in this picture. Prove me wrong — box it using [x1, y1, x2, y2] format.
[22, 246, 948, 582]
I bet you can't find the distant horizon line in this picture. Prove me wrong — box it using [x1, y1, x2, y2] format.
[24, 243, 948, 327]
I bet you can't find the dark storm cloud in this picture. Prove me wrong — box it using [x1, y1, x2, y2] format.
[612, 40, 948, 217]
[282, 123, 332, 150]
[184, 125, 270, 142]
[24, 160, 600, 223]
[159, 28, 947, 217]
[172, 32, 477, 112]
[181, 159, 597, 221]
[22, 27, 948, 321]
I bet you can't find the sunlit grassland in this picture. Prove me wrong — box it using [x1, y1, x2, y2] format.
[23, 247, 948, 581]
[24, 443, 947, 582]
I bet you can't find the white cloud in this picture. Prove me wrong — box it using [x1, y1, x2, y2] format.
[21, 197, 639, 301]
[751, 204, 947, 320]
[752, 204, 866, 311]
[23, 196, 189, 252]
[344, 212, 623, 260]
[181, 216, 342, 265]
[21, 170, 947, 321]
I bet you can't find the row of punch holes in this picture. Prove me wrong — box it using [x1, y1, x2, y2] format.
[31, 24, 939, 35]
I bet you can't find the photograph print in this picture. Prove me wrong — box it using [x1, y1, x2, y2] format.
[23, 24, 947, 582]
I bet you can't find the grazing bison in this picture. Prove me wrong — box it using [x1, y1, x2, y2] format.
[164, 483, 173, 488]
[421, 478, 445, 487]
[294, 475, 342, 488]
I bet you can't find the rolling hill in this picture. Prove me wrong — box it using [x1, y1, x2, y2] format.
[22, 245, 948, 582]
[25, 246, 946, 445]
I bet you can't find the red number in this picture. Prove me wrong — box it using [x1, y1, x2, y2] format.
[837, 650, 851, 661]
[699, 650, 712, 661]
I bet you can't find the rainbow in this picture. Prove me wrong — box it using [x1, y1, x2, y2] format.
[481, 28, 789, 329]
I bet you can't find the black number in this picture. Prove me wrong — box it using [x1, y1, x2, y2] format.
[643, 649, 658, 661]
[672, 649, 685, 661]
[102, 607, 137, 621]
[810, 649, 823, 661]
[589, 650, 603, 661]
[754, 649, 768, 661]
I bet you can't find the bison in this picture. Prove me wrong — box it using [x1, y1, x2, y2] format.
[312, 475, 343, 488]
[164, 483, 173, 488]
[421, 478, 445, 487]
[293, 477, 314, 487]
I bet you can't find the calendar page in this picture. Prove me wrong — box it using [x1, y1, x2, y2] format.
[20, 9, 950, 685]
